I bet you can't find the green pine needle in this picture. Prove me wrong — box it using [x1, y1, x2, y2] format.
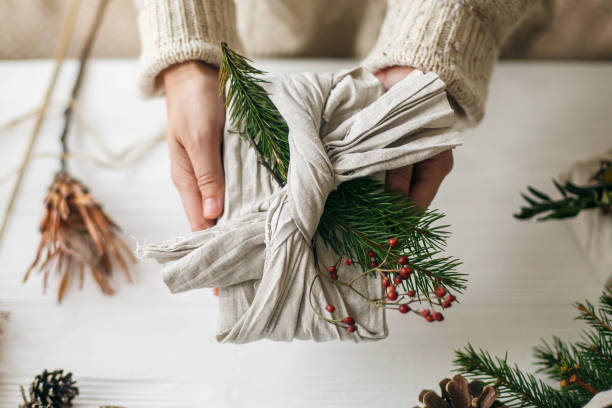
[455, 290, 612, 408]
[454, 344, 573, 408]
[514, 160, 612, 221]
[219, 42, 465, 302]
[219, 42, 290, 185]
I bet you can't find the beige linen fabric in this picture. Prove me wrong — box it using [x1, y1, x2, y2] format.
[558, 151, 612, 288]
[139, 68, 461, 343]
[583, 389, 612, 408]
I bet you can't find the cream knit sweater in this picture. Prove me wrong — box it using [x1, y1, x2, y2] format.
[135, 0, 550, 125]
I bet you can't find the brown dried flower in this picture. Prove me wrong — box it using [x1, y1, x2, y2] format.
[24, 171, 135, 302]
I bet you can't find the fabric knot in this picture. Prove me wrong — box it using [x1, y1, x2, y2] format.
[139, 67, 462, 343]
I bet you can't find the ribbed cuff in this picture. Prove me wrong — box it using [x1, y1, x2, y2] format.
[362, 0, 501, 125]
[135, 0, 243, 96]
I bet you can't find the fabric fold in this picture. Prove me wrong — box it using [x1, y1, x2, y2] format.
[139, 67, 462, 343]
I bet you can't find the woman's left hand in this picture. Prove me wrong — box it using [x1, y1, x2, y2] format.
[374, 66, 455, 208]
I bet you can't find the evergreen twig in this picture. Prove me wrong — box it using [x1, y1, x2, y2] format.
[514, 160, 612, 221]
[454, 344, 573, 408]
[455, 290, 612, 408]
[218, 43, 466, 306]
[218, 42, 289, 186]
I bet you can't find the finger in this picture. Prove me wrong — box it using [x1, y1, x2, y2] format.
[385, 164, 414, 197]
[409, 150, 454, 208]
[375, 66, 415, 90]
[184, 129, 225, 221]
[168, 136, 214, 231]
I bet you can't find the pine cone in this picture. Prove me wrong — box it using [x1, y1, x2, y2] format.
[415, 374, 507, 408]
[20, 369, 79, 408]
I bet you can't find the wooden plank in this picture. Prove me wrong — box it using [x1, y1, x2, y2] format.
[0, 60, 610, 407]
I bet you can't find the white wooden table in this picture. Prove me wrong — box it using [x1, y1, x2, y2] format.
[0, 59, 610, 407]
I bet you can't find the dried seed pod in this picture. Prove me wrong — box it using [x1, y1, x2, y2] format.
[24, 172, 135, 302]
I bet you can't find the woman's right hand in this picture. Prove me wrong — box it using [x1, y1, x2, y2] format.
[162, 61, 226, 231]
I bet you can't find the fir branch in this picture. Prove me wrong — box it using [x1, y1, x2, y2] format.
[575, 298, 612, 336]
[218, 42, 465, 303]
[534, 337, 575, 380]
[577, 331, 612, 383]
[514, 161, 612, 221]
[457, 291, 612, 408]
[219, 42, 289, 186]
[454, 344, 573, 408]
[320, 178, 466, 295]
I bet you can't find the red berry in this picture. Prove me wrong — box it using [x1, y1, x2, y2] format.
[325, 304, 335, 313]
[368, 250, 375, 258]
[369, 261, 379, 268]
[398, 256, 409, 265]
[398, 304, 410, 314]
[407, 290, 416, 297]
[425, 315, 435, 322]
[330, 272, 338, 280]
[435, 286, 446, 298]
[328, 265, 337, 273]
[442, 301, 451, 309]
[421, 309, 431, 317]
[381, 277, 390, 288]
[388, 237, 398, 247]
[433, 312, 444, 321]
[399, 267, 411, 279]
[445, 294, 457, 303]
[345, 259, 352, 266]
[388, 285, 396, 293]
[347, 324, 357, 333]
[343, 316, 355, 325]
[393, 276, 402, 285]
[387, 291, 398, 301]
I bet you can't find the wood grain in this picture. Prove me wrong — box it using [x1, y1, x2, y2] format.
[0, 60, 610, 407]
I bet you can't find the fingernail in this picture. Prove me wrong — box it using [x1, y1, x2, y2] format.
[203, 198, 220, 219]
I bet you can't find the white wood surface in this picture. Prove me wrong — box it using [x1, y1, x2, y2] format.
[0, 59, 610, 407]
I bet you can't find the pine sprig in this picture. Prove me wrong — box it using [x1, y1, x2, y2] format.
[514, 160, 612, 221]
[575, 291, 612, 337]
[455, 290, 612, 408]
[454, 344, 573, 408]
[319, 178, 465, 295]
[219, 42, 290, 185]
[219, 43, 465, 306]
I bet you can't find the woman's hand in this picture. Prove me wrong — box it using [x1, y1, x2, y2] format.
[162, 61, 226, 231]
[375, 66, 454, 208]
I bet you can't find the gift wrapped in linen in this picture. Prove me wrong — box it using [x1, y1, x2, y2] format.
[139, 68, 462, 343]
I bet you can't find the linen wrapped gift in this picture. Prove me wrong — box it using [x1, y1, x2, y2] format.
[139, 68, 462, 343]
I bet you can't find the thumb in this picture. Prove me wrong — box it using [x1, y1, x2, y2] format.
[185, 133, 225, 220]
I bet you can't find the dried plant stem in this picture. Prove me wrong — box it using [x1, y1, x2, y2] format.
[0, 0, 81, 248]
[60, 0, 109, 172]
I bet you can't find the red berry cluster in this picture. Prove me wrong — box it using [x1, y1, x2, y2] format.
[327, 265, 338, 280]
[314, 237, 458, 331]
[441, 293, 457, 309]
[420, 308, 444, 322]
[324, 303, 358, 333]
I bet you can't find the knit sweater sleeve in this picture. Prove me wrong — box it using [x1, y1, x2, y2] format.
[134, 0, 243, 96]
[362, 0, 550, 125]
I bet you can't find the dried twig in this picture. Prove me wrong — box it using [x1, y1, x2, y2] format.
[60, 0, 109, 172]
[0, 0, 81, 248]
